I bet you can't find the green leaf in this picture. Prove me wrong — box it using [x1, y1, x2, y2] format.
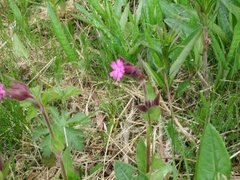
[88, 0, 106, 19]
[0, 172, 3, 180]
[142, 106, 161, 122]
[175, 80, 191, 98]
[149, 155, 172, 180]
[51, 123, 65, 153]
[32, 128, 49, 140]
[8, 0, 23, 26]
[120, 3, 129, 32]
[65, 128, 85, 151]
[136, 138, 146, 173]
[135, 0, 143, 23]
[195, 124, 231, 180]
[220, 0, 240, 20]
[2, 160, 10, 178]
[62, 148, 79, 179]
[12, 34, 29, 58]
[62, 86, 81, 101]
[227, 21, 240, 61]
[114, 161, 147, 180]
[143, 62, 165, 89]
[67, 113, 90, 126]
[47, 3, 78, 62]
[145, 81, 156, 101]
[41, 135, 51, 157]
[169, 30, 201, 81]
[42, 86, 81, 104]
[89, 163, 103, 175]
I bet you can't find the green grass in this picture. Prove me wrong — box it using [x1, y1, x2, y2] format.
[0, 0, 240, 179]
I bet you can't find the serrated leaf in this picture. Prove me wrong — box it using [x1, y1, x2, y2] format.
[114, 161, 147, 180]
[67, 113, 90, 126]
[32, 127, 49, 140]
[136, 138, 146, 173]
[62, 86, 81, 101]
[65, 128, 85, 151]
[51, 123, 65, 153]
[195, 124, 231, 180]
[42, 86, 81, 104]
[41, 135, 51, 157]
[62, 148, 79, 179]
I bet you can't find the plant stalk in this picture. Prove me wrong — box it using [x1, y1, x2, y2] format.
[57, 152, 68, 180]
[37, 102, 55, 139]
[143, 81, 151, 173]
[202, 26, 209, 96]
[36, 101, 67, 180]
[146, 118, 151, 173]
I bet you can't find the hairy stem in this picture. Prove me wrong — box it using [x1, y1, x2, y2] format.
[38, 102, 55, 139]
[36, 101, 67, 180]
[57, 152, 68, 180]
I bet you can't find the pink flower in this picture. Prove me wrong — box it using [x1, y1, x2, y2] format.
[110, 59, 125, 81]
[0, 83, 6, 100]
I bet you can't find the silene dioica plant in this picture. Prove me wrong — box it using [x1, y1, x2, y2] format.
[109, 57, 231, 180]
[0, 80, 90, 180]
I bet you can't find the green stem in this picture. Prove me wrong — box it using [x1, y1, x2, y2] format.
[165, 75, 178, 180]
[146, 117, 151, 173]
[36, 101, 67, 180]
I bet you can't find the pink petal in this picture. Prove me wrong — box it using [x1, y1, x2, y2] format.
[111, 61, 118, 70]
[110, 71, 118, 80]
[116, 59, 124, 67]
[116, 71, 124, 81]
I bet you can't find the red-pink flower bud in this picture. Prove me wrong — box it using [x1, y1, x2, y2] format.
[137, 104, 148, 112]
[115, 57, 145, 81]
[138, 93, 160, 112]
[6, 81, 33, 101]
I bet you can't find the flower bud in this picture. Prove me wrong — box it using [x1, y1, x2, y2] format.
[122, 58, 145, 81]
[138, 93, 160, 112]
[6, 81, 33, 101]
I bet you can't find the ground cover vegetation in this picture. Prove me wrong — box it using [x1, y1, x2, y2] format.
[0, 0, 240, 179]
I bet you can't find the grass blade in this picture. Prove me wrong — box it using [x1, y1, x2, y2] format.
[227, 21, 240, 61]
[47, 3, 78, 62]
[169, 30, 201, 81]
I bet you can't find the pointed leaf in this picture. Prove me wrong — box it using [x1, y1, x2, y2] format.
[47, 3, 78, 62]
[195, 124, 231, 180]
[62, 148, 79, 179]
[170, 30, 201, 81]
[227, 21, 240, 61]
[136, 138, 146, 173]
